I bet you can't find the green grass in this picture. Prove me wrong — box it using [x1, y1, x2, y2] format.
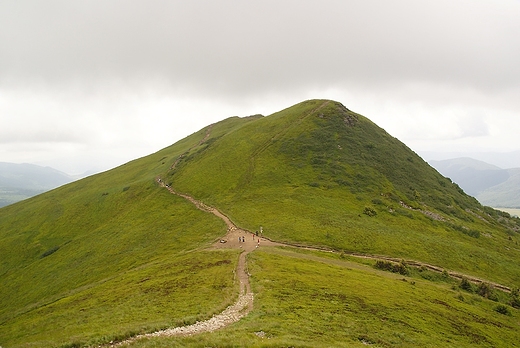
[0, 129, 243, 347]
[1, 250, 239, 347]
[124, 248, 520, 347]
[1, 99, 519, 346]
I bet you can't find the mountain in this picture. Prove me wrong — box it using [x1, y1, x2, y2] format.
[422, 150, 520, 170]
[429, 157, 520, 208]
[477, 168, 520, 208]
[1, 100, 519, 347]
[0, 162, 74, 207]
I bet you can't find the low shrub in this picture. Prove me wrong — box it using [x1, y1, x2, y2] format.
[510, 287, 520, 309]
[371, 198, 383, 205]
[375, 260, 408, 275]
[494, 304, 511, 316]
[477, 282, 497, 301]
[464, 229, 480, 238]
[363, 206, 377, 217]
[459, 277, 473, 293]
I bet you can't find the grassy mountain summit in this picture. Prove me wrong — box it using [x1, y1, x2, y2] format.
[169, 100, 519, 282]
[1, 99, 519, 347]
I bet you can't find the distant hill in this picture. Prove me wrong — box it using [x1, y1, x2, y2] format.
[477, 168, 520, 208]
[1, 100, 519, 347]
[429, 157, 520, 208]
[422, 150, 520, 170]
[0, 162, 74, 207]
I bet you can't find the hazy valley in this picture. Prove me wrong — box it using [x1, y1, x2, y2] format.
[429, 158, 520, 209]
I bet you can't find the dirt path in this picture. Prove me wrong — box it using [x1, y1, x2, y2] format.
[169, 124, 214, 171]
[169, 179, 511, 293]
[159, 180, 280, 289]
[106, 179, 279, 347]
[109, 245, 253, 347]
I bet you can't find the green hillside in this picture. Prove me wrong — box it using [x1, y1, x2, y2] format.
[1, 99, 519, 347]
[0, 127, 247, 347]
[170, 100, 520, 284]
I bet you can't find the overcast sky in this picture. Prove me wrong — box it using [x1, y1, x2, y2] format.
[1, 0, 519, 175]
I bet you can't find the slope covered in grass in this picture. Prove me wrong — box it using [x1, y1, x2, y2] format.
[125, 249, 520, 348]
[169, 100, 520, 285]
[0, 120, 261, 347]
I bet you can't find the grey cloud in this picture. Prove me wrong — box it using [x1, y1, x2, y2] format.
[1, 0, 519, 173]
[0, 126, 89, 144]
[1, 0, 519, 99]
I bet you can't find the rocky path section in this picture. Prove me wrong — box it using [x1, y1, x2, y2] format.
[103, 181, 263, 347]
[107, 250, 253, 347]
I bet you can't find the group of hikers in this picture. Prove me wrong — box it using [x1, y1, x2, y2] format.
[238, 230, 262, 247]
